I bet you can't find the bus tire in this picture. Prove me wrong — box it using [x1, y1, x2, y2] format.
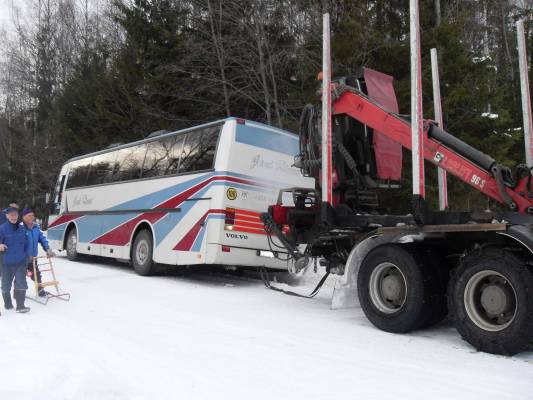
[132, 229, 155, 276]
[448, 247, 533, 355]
[357, 244, 434, 333]
[65, 227, 80, 261]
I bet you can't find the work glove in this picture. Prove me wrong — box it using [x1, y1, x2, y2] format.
[46, 249, 56, 257]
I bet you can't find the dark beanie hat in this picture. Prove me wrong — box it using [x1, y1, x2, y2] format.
[22, 207, 33, 216]
[5, 206, 19, 214]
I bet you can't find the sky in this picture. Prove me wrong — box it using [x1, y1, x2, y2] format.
[0, 0, 30, 36]
[0, 0, 14, 29]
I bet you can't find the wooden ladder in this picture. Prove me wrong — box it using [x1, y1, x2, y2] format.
[30, 256, 71, 305]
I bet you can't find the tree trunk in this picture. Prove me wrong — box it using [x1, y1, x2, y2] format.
[207, 0, 231, 116]
[434, 0, 441, 27]
[254, 9, 272, 125]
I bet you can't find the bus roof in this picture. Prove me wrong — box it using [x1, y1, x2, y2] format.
[63, 118, 297, 165]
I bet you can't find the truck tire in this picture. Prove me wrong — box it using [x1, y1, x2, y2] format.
[448, 247, 533, 355]
[65, 227, 80, 261]
[132, 229, 155, 276]
[357, 244, 438, 333]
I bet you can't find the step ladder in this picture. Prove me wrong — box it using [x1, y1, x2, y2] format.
[29, 256, 71, 305]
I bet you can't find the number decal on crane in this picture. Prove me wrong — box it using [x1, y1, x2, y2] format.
[470, 174, 486, 188]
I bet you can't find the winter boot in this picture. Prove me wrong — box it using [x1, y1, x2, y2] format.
[14, 290, 30, 313]
[2, 292, 13, 310]
[38, 289, 50, 298]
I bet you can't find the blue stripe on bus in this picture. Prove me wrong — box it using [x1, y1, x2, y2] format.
[50, 171, 280, 246]
[47, 227, 65, 241]
[235, 124, 298, 156]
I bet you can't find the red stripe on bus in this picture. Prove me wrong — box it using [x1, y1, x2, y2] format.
[48, 214, 82, 229]
[234, 214, 262, 223]
[174, 211, 209, 251]
[234, 209, 262, 217]
[232, 220, 265, 230]
[174, 209, 225, 251]
[91, 176, 254, 246]
[231, 226, 267, 235]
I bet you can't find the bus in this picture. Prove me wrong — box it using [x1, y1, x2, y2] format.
[47, 118, 313, 275]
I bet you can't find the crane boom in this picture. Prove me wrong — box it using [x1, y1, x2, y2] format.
[332, 85, 533, 214]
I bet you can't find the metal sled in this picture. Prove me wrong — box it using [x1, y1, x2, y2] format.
[28, 256, 71, 305]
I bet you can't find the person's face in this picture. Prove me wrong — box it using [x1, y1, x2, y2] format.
[6, 211, 18, 223]
[9, 203, 18, 209]
[23, 212, 35, 225]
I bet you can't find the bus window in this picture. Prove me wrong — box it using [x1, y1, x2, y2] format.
[50, 174, 66, 215]
[66, 158, 92, 189]
[87, 152, 117, 186]
[180, 126, 219, 173]
[112, 144, 147, 182]
[142, 137, 175, 178]
[166, 134, 185, 175]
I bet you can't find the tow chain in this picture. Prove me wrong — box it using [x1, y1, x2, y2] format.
[258, 266, 330, 299]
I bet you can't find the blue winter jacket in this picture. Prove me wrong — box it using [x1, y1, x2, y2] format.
[0, 208, 7, 225]
[0, 221, 30, 265]
[24, 223, 50, 257]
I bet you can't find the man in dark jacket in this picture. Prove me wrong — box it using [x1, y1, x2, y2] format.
[22, 208, 55, 297]
[0, 207, 30, 313]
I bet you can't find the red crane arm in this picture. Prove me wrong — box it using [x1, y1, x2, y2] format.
[332, 88, 533, 213]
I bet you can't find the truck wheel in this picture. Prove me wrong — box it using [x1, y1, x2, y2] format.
[448, 248, 533, 355]
[132, 230, 155, 276]
[65, 227, 79, 261]
[357, 244, 436, 333]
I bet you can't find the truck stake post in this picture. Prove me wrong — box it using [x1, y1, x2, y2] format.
[431, 48, 448, 210]
[517, 19, 533, 169]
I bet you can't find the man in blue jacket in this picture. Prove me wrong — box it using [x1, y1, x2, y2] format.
[0, 201, 19, 279]
[22, 208, 55, 297]
[0, 207, 30, 313]
[0, 206, 30, 313]
[0, 201, 20, 225]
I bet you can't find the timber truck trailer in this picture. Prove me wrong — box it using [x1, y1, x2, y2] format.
[261, 13, 533, 355]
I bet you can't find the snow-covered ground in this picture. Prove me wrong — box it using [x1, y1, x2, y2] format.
[0, 255, 532, 400]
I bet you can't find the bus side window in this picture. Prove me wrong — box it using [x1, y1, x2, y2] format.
[66, 158, 92, 189]
[112, 144, 147, 182]
[143, 137, 174, 178]
[180, 127, 219, 173]
[87, 152, 117, 186]
[166, 134, 185, 175]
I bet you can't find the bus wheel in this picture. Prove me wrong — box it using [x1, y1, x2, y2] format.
[132, 230, 155, 276]
[357, 244, 435, 333]
[448, 248, 533, 355]
[66, 227, 79, 261]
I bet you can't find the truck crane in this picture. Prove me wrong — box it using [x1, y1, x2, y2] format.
[261, 21, 533, 355]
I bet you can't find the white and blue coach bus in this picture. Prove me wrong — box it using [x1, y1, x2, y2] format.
[47, 118, 313, 275]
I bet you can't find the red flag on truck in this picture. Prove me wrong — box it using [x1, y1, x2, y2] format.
[363, 68, 403, 181]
